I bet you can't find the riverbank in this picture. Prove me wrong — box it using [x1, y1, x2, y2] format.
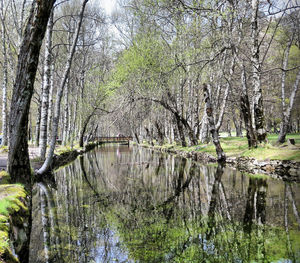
[139, 134, 300, 182]
[0, 142, 99, 262]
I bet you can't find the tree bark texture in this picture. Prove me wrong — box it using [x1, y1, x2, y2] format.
[155, 120, 165, 145]
[62, 80, 69, 146]
[203, 84, 226, 162]
[277, 68, 300, 144]
[8, 0, 56, 187]
[35, 97, 42, 147]
[251, 0, 267, 143]
[79, 113, 94, 147]
[38, 0, 89, 175]
[39, 8, 54, 160]
[0, 1, 8, 146]
[241, 64, 257, 148]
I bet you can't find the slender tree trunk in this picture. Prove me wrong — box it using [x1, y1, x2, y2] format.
[277, 68, 300, 144]
[39, 8, 54, 159]
[70, 93, 79, 147]
[38, 0, 89, 175]
[47, 64, 54, 143]
[0, 2, 8, 146]
[134, 131, 140, 144]
[155, 120, 164, 145]
[79, 113, 94, 147]
[241, 64, 257, 148]
[175, 115, 186, 147]
[67, 97, 72, 144]
[215, 84, 230, 132]
[193, 86, 200, 139]
[251, 0, 267, 143]
[8, 0, 56, 187]
[203, 84, 226, 162]
[62, 80, 69, 146]
[277, 34, 297, 144]
[35, 98, 42, 147]
[200, 106, 209, 143]
[232, 109, 243, 137]
[172, 116, 180, 144]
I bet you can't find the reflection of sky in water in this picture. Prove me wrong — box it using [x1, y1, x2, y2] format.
[95, 228, 134, 263]
[29, 146, 300, 263]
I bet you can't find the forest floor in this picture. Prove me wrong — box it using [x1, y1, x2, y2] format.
[150, 133, 300, 162]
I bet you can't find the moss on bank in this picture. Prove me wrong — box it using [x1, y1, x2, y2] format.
[0, 181, 26, 263]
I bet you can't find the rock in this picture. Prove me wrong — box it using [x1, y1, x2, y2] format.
[287, 138, 295, 145]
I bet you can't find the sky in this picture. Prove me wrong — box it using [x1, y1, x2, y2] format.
[101, 0, 116, 15]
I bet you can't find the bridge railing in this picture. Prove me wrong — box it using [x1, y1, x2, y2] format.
[91, 136, 133, 142]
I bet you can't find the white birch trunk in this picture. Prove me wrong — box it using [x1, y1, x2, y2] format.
[278, 68, 300, 143]
[47, 63, 54, 143]
[277, 36, 296, 144]
[0, 0, 8, 145]
[62, 80, 69, 146]
[39, 9, 54, 160]
[38, 0, 89, 175]
[251, 0, 267, 142]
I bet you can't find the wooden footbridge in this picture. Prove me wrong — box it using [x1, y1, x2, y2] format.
[92, 136, 133, 145]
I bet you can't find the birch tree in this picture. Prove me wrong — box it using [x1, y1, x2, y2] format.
[39, 8, 54, 160]
[251, 0, 267, 143]
[8, 0, 56, 187]
[38, 0, 89, 175]
[277, 11, 300, 144]
[0, 0, 8, 145]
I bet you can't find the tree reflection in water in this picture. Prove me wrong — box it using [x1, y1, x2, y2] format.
[29, 145, 300, 262]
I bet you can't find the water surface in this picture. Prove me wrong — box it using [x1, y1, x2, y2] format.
[30, 145, 300, 262]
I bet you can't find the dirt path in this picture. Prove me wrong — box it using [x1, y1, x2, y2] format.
[0, 147, 41, 171]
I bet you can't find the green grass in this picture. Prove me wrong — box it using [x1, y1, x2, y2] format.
[150, 133, 300, 161]
[244, 172, 270, 180]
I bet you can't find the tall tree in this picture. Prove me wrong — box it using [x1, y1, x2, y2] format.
[39, 8, 54, 160]
[0, 0, 8, 146]
[8, 0, 56, 187]
[38, 0, 89, 175]
[251, 0, 267, 143]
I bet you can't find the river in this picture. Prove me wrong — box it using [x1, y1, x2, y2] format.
[29, 145, 300, 262]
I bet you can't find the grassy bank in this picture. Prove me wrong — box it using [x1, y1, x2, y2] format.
[145, 133, 300, 162]
[0, 172, 26, 262]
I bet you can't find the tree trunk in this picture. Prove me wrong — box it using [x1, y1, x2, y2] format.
[8, 0, 56, 188]
[79, 113, 94, 147]
[0, 1, 8, 146]
[155, 120, 164, 145]
[203, 84, 226, 162]
[70, 92, 79, 147]
[232, 109, 243, 137]
[47, 63, 54, 143]
[251, 0, 267, 143]
[35, 98, 42, 147]
[134, 131, 140, 144]
[175, 115, 186, 147]
[39, 8, 54, 160]
[38, 0, 89, 175]
[200, 110, 210, 143]
[277, 68, 300, 144]
[62, 80, 69, 146]
[241, 64, 257, 148]
[172, 116, 180, 144]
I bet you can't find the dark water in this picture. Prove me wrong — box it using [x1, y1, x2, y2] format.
[29, 145, 300, 263]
